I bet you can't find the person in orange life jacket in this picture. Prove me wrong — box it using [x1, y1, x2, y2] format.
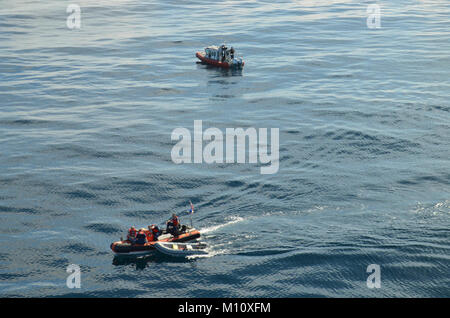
[149, 224, 160, 240]
[127, 226, 137, 242]
[166, 213, 180, 236]
[135, 228, 148, 244]
[145, 228, 154, 242]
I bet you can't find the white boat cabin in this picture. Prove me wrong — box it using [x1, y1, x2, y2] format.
[204, 44, 235, 63]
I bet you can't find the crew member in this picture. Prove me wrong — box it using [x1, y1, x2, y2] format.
[135, 228, 148, 244]
[145, 226, 157, 242]
[127, 226, 137, 242]
[166, 213, 180, 236]
[149, 224, 160, 241]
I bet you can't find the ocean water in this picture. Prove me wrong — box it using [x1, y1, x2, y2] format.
[0, 0, 449, 297]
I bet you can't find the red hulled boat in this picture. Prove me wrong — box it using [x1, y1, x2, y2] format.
[196, 44, 244, 69]
[111, 225, 200, 256]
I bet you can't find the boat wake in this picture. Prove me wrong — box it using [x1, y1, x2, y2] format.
[186, 249, 227, 259]
[189, 216, 246, 258]
[199, 216, 245, 234]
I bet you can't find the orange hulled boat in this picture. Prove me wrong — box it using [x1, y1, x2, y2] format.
[111, 225, 200, 256]
[196, 44, 244, 69]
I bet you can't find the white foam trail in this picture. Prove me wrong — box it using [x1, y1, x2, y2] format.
[187, 216, 245, 259]
[187, 248, 228, 259]
[199, 216, 245, 234]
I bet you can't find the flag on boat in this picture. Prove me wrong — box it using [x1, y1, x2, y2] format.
[189, 201, 194, 214]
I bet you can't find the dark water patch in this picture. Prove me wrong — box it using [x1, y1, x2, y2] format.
[85, 289, 147, 298]
[261, 183, 283, 192]
[322, 128, 422, 157]
[382, 139, 422, 154]
[0, 14, 36, 21]
[84, 223, 121, 234]
[427, 104, 449, 113]
[61, 243, 96, 254]
[0, 119, 54, 128]
[332, 130, 379, 142]
[48, 289, 144, 298]
[224, 180, 245, 188]
[84, 183, 112, 191]
[280, 154, 293, 161]
[122, 210, 155, 218]
[203, 194, 233, 208]
[212, 94, 235, 99]
[112, 179, 156, 192]
[96, 199, 120, 207]
[324, 131, 335, 138]
[0, 205, 39, 214]
[128, 151, 157, 157]
[123, 195, 154, 204]
[415, 174, 450, 185]
[244, 181, 260, 190]
[167, 177, 211, 189]
[384, 262, 446, 282]
[328, 73, 353, 79]
[38, 256, 69, 268]
[0, 22, 20, 28]
[0, 176, 17, 186]
[286, 100, 304, 105]
[47, 292, 96, 298]
[276, 250, 371, 270]
[20, 221, 37, 228]
[43, 46, 121, 57]
[398, 174, 450, 187]
[0, 273, 30, 281]
[267, 191, 296, 201]
[282, 275, 354, 291]
[206, 273, 242, 286]
[398, 179, 418, 186]
[65, 190, 97, 200]
[43, 144, 116, 159]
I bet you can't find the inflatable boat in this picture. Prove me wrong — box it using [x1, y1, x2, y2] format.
[196, 44, 244, 69]
[154, 242, 208, 257]
[110, 226, 200, 256]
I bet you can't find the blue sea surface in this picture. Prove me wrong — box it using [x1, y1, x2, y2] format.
[0, 0, 449, 297]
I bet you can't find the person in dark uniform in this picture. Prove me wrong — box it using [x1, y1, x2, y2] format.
[166, 213, 180, 236]
[135, 228, 148, 244]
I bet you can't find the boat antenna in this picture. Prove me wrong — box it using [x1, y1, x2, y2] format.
[188, 201, 194, 228]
